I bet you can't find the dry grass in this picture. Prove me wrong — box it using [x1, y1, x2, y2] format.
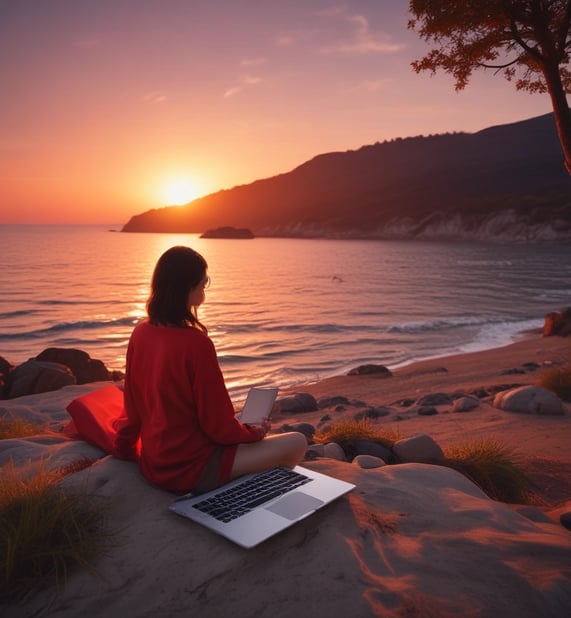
[442, 438, 531, 504]
[314, 418, 400, 449]
[0, 460, 114, 600]
[0, 418, 45, 440]
[539, 363, 571, 401]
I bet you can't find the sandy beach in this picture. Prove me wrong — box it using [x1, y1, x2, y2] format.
[1, 334, 570, 617]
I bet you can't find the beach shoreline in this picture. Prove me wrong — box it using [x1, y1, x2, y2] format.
[278, 333, 571, 510]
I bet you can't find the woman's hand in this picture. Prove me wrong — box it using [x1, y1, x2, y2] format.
[252, 417, 271, 439]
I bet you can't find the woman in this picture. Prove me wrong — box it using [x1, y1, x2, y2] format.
[115, 245, 307, 493]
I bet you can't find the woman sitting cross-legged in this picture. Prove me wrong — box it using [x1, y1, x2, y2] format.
[114, 245, 307, 494]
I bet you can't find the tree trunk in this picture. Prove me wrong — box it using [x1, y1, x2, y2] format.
[543, 62, 571, 175]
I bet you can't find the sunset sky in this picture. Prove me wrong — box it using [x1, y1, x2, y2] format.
[1, 0, 554, 225]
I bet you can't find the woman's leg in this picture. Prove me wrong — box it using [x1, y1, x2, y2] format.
[230, 432, 307, 480]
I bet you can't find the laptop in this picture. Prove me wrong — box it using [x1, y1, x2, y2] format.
[169, 465, 355, 548]
[169, 387, 354, 548]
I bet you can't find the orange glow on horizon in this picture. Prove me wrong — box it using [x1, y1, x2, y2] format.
[160, 177, 204, 206]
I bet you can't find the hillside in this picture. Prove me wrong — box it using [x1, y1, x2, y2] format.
[122, 112, 571, 241]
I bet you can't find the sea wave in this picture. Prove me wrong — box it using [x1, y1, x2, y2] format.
[387, 315, 534, 334]
[0, 316, 139, 341]
[0, 310, 35, 319]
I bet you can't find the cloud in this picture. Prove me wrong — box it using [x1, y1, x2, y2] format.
[243, 75, 262, 85]
[223, 75, 263, 98]
[143, 91, 167, 104]
[223, 87, 242, 98]
[319, 11, 405, 55]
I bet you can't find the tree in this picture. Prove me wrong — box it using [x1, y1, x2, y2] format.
[408, 0, 571, 174]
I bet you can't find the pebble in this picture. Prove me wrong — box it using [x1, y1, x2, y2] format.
[323, 442, 346, 461]
[353, 454, 386, 469]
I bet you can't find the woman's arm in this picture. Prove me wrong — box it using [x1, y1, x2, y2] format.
[191, 337, 262, 445]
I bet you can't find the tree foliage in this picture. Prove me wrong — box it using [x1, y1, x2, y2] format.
[408, 0, 571, 174]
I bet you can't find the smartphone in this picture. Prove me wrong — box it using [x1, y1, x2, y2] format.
[239, 387, 278, 424]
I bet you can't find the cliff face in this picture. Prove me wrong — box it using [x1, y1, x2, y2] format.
[122, 112, 571, 241]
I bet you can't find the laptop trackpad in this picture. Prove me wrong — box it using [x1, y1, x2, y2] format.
[265, 491, 324, 520]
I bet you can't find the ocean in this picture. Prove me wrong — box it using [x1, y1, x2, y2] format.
[1, 224, 570, 402]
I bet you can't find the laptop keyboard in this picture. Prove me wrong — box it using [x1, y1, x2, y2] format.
[192, 467, 312, 523]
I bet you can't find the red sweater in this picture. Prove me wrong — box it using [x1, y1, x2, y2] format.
[115, 320, 260, 492]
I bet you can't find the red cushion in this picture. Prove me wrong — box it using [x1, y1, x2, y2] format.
[65, 384, 137, 457]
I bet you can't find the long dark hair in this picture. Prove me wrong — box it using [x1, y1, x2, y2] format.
[147, 246, 208, 332]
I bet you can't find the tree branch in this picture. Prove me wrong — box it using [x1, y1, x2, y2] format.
[507, 13, 543, 60]
[479, 57, 520, 69]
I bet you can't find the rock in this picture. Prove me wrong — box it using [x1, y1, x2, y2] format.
[5, 360, 76, 398]
[470, 388, 489, 399]
[317, 396, 350, 408]
[35, 348, 110, 384]
[278, 422, 315, 440]
[393, 434, 444, 464]
[493, 385, 564, 416]
[199, 226, 254, 239]
[353, 454, 386, 469]
[323, 442, 346, 461]
[0, 356, 14, 399]
[277, 393, 318, 413]
[543, 307, 571, 336]
[347, 364, 392, 377]
[416, 393, 453, 406]
[415, 406, 438, 416]
[394, 398, 415, 407]
[305, 444, 325, 458]
[452, 396, 480, 412]
[560, 511, 571, 531]
[501, 368, 526, 375]
[353, 407, 391, 421]
[0, 355, 13, 376]
[340, 439, 392, 462]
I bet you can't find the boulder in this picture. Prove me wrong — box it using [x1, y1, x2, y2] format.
[415, 406, 438, 416]
[340, 439, 392, 462]
[353, 454, 386, 469]
[278, 422, 315, 440]
[277, 393, 318, 413]
[323, 442, 346, 461]
[353, 406, 391, 421]
[543, 307, 571, 337]
[416, 392, 453, 406]
[347, 364, 392, 377]
[5, 360, 76, 399]
[0, 355, 13, 376]
[493, 385, 564, 416]
[317, 395, 351, 408]
[35, 348, 110, 384]
[452, 396, 480, 412]
[393, 434, 444, 464]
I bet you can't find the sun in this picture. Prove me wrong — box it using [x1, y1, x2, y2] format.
[162, 178, 202, 205]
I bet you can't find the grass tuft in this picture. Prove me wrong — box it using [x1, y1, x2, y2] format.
[0, 418, 45, 440]
[442, 438, 531, 504]
[0, 460, 114, 600]
[538, 364, 571, 401]
[313, 418, 400, 448]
